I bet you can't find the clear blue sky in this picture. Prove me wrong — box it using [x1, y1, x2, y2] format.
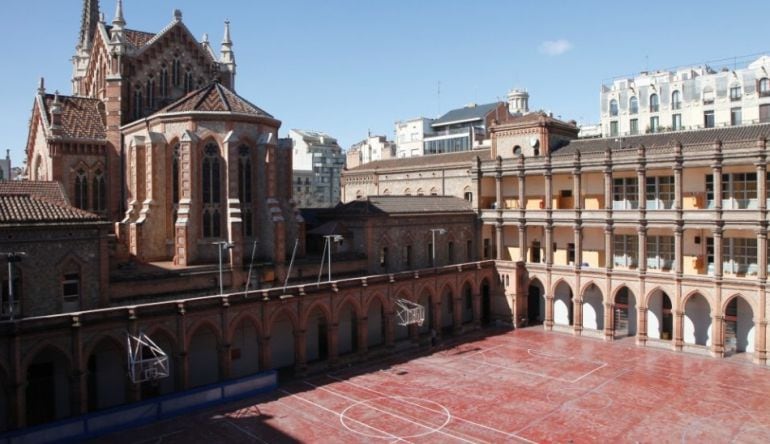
[2, 0, 770, 168]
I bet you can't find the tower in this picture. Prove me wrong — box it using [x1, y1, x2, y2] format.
[219, 21, 236, 89]
[507, 88, 529, 116]
[72, 0, 100, 94]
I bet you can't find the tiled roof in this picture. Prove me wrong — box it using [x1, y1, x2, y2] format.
[334, 196, 474, 216]
[555, 123, 770, 156]
[0, 181, 70, 206]
[345, 149, 489, 173]
[432, 102, 503, 126]
[0, 181, 100, 224]
[42, 94, 106, 140]
[124, 29, 156, 48]
[158, 82, 273, 117]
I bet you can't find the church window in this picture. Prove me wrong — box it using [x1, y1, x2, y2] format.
[172, 58, 181, 87]
[238, 146, 253, 237]
[202, 142, 222, 238]
[146, 77, 155, 109]
[172, 144, 180, 225]
[160, 67, 169, 97]
[74, 168, 88, 210]
[133, 87, 143, 120]
[61, 261, 81, 311]
[184, 71, 194, 94]
[92, 169, 106, 212]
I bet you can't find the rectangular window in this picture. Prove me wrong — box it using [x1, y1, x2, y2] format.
[613, 235, 638, 268]
[612, 177, 639, 209]
[706, 237, 715, 275]
[646, 176, 675, 209]
[483, 238, 490, 259]
[705, 174, 715, 208]
[629, 118, 638, 135]
[646, 236, 674, 271]
[724, 238, 758, 276]
[649, 116, 659, 133]
[531, 241, 541, 263]
[760, 104, 770, 123]
[404, 245, 412, 268]
[380, 247, 388, 268]
[730, 86, 742, 101]
[62, 273, 80, 301]
[704, 110, 715, 128]
[567, 243, 575, 265]
[448, 241, 454, 263]
[730, 172, 758, 209]
[672, 113, 682, 131]
[428, 242, 434, 266]
[731, 107, 742, 126]
[610, 121, 618, 137]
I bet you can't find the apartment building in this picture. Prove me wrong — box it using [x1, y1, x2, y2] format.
[346, 135, 396, 169]
[288, 129, 346, 208]
[477, 118, 770, 364]
[395, 117, 435, 158]
[600, 55, 770, 137]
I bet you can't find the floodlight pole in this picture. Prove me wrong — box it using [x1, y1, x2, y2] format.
[322, 235, 343, 282]
[213, 241, 233, 296]
[1, 252, 25, 320]
[430, 228, 446, 267]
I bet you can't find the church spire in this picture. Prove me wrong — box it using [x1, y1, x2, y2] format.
[78, 0, 99, 51]
[219, 20, 236, 88]
[112, 0, 126, 29]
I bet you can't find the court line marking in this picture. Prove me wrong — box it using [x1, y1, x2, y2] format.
[302, 380, 469, 443]
[463, 350, 607, 384]
[223, 420, 270, 444]
[339, 396, 453, 441]
[325, 374, 536, 444]
[279, 388, 410, 443]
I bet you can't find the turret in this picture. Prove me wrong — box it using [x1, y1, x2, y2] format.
[50, 91, 63, 131]
[109, 0, 127, 55]
[507, 88, 530, 116]
[219, 21, 236, 89]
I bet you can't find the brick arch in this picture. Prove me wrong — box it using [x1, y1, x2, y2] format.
[364, 292, 392, 315]
[579, 280, 602, 298]
[21, 341, 72, 375]
[643, 285, 674, 308]
[184, 319, 223, 351]
[392, 284, 415, 302]
[438, 282, 455, 299]
[143, 325, 179, 355]
[611, 284, 637, 303]
[681, 289, 714, 312]
[83, 333, 126, 366]
[334, 293, 364, 324]
[300, 300, 333, 330]
[265, 305, 300, 336]
[415, 283, 438, 304]
[721, 293, 757, 317]
[226, 312, 263, 344]
[459, 277, 475, 296]
[551, 278, 574, 297]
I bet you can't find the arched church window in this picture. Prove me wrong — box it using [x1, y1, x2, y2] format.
[172, 58, 181, 87]
[74, 168, 88, 210]
[160, 66, 169, 97]
[238, 145, 253, 237]
[146, 77, 155, 110]
[184, 71, 194, 94]
[92, 169, 106, 212]
[172, 144, 180, 225]
[202, 143, 222, 238]
[133, 86, 143, 120]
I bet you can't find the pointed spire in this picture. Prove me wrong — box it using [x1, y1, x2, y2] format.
[78, 0, 99, 50]
[202, 33, 209, 44]
[112, 0, 125, 28]
[222, 20, 232, 46]
[220, 20, 234, 63]
[37, 77, 45, 96]
[173, 9, 182, 22]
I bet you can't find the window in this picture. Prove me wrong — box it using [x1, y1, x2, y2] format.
[629, 96, 638, 114]
[483, 238, 491, 259]
[704, 110, 715, 128]
[613, 235, 638, 268]
[513, 145, 522, 155]
[160, 67, 168, 97]
[172, 144, 180, 225]
[133, 87, 143, 120]
[92, 169, 106, 212]
[146, 78, 155, 109]
[649, 94, 659, 112]
[672, 114, 682, 131]
[531, 241, 541, 263]
[184, 71, 194, 94]
[567, 243, 575, 265]
[731, 107, 742, 126]
[202, 142, 222, 238]
[702, 86, 715, 104]
[629, 118, 638, 135]
[649, 116, 659, 133]
[710, 172, 758, 209]
[62, 272, 80, 303]
[404, 245, 412, 268]
[464, 191, 473, 202]
[646, 176, 675, 209]
[646, 236, 674, 271]
[760, 104, 770, 123]
[671, 90, 681, 110]
[238, 146, 253, 237]
[610, 121, 618, 137]
[380, 247, 388, 268]
[172, 58, 181, 87]
[74, 168, 88, 210]
[609, 99, 618, 117]
[730, 85, 742, 101]
[448, 241, 454, 263]
[722, 238, 758, 275]
[705, 174, 715, 209]
[613, 177, 638, 209]
[759, 78, 770, 97]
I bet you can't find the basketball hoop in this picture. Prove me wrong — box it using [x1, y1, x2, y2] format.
[127, 332, 169, 384]
[395, 299, 425, 326]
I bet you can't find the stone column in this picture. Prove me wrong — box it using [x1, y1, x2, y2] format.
[545, 225, 554, 266]
[673, 309, 684, 351]
[495, 171, 502, 209]
[70, 317, 88, 414]
[711, 314, 725, 358]
[675, 225, 683, 276]
[357, 316, 369, 354]
[573, 295, 583, 335]
[574, 225, 582, 270]
[294, 329, 307, 374]
[713, 160, 723, 211]
[674, 145, 683, 211]
[714, 227, 723, 278]
[544, 294, 554, 330]
[637, 305, 648, 345]
[638, 225, 647, 274]
[573, 167, 582, 210]
[757, 159, 767, 211]
[176, 303, 189, 390]
[518, 222, 527, 263]
[259, 336, 271, 371]
[604, 301, 614, 340]
[545, 171, 553, 210]
[518, 171, 526, 211]
[495, 222, 503, 260]
[605, 225, 614, 270]
[637, 165, 647, 212]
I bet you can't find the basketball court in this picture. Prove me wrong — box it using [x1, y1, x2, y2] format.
[94, 328, 770, 443]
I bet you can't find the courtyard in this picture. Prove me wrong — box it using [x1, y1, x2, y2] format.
[94, 328, 770, 443]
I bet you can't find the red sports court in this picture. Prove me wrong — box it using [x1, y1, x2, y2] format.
[96, 328, 770, 443]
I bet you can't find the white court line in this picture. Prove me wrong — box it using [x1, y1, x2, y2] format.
[325, 374, 536, 444]
[302, 380, 473, 444]
[278, 388, 410, 443]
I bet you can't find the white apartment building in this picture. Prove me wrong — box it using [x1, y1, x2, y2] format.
[601, 55, 770, 137]
[0, 150, 11, 181]
[346, 135, 395, 169]
[395, 117, 435, 158]
[288, 129, 346, 208]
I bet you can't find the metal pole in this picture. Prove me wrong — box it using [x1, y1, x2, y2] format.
[317, 236, 328, 286]
[244, 240, 258, 296]
[218, 244, 224, 296]
[432, 230, 436, 267]
[284, 238, 299, 292]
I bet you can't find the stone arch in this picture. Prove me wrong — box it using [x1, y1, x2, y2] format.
[24, 343, 72, 426]
[646, 288, 674, 341]
[721, 293, 757, 315]
[365, 292, 392, 315]
[460, 280, 474, 324]
[228, 313, 262, 378]
[141, 326, 177, 396]
[186, 320, 222, 387]
[683, 292, 712, 346]
[266, 306, 300, 337]
[527, 277, 546, 325]
[333, 293, 364, 324]
[301, 300, 333, 331]
[552, 279, 574, 326]
[305, 302, 332, 363]
[480, 277, 492, 325]
[365, 292, 387, 348]
[612, 285, 637, 337]
[722, 293, 755, 354]
[681, 288, 714, 312]
[581, 282, 604, 331]
[86, 335, 127, 411]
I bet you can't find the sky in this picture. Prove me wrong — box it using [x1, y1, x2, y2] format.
[2, 0, 770, 168]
